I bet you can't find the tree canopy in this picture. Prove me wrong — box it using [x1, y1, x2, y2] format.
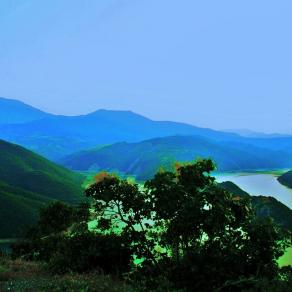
[85, 159, 291, 291]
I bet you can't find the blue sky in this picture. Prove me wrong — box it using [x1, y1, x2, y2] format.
[0, 0, 291, 133]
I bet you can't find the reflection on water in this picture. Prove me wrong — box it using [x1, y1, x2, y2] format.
[215, 173, 292, 209]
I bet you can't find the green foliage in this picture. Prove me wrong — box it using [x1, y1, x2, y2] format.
[12, 201, 90, 259]
[12, 201, 132, 276]
[48, 232, 132, 275]
[10, 159, 291, 290]
[86, 159, 291, 291]
[35, 201, 90, 237]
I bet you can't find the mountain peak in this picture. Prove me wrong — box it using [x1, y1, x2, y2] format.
[0, 97, 50, 125]
[85, 108, 152, 121]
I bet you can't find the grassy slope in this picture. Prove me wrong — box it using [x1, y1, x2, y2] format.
[0, 140, 83, 202]
[0, 182, 51, 238]
[0, 140, 84, 238]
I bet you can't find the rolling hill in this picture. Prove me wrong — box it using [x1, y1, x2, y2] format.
[60, 136, 292, 180]
[0, 139, 84, 238]
[0, 106, 239, 160]
[2, 97, 265, 162]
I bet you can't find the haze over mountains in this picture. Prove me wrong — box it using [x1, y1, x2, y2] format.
[0, 97, 50, 124]
[2, 97, 292, 178]
[0, 97, 239, 159]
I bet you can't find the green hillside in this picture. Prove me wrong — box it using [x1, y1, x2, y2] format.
[0, 140, 84, 238]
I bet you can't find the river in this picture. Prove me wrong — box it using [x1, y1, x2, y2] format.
[215, 173, 292, 209]
[215, 172, 292, 266]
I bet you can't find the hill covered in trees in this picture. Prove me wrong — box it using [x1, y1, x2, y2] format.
[61, 136, 292, 180]
[0, 139, 84, 238]
[278, 170, 292, 188]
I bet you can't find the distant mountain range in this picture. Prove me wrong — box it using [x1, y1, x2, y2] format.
[0, 139, 83, 238]
[1, 97, 292, 237]
[2, 97, 292, 174]
[0, 97, 50, 124]
[0, 97, 241, 159]
[224, 129, 291, 138]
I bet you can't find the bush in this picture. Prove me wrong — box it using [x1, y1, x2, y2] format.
[48, 232, 132, 275]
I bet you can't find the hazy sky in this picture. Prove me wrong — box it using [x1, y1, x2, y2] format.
[0, 0, 291, 133]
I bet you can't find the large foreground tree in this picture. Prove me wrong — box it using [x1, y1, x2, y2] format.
[86, 159, 290, 291]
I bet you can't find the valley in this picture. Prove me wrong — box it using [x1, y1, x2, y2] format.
[1, 2, 291, 289]
[0, 97, 291, 277]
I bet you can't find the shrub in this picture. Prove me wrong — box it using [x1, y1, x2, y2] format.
[48, 232, 132, 275]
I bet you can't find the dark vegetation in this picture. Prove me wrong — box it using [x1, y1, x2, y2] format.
[278, 170, 292, 188]
[220, 181, 292, 230]
[0, 258, 132, 291]
[0, 139, 83, 238]
[5, 159, 291, 291]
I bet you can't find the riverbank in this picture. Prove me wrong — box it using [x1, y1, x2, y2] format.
[215, 172, 292, 209]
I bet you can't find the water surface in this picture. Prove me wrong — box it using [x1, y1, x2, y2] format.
[215, 173, 292, 209]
